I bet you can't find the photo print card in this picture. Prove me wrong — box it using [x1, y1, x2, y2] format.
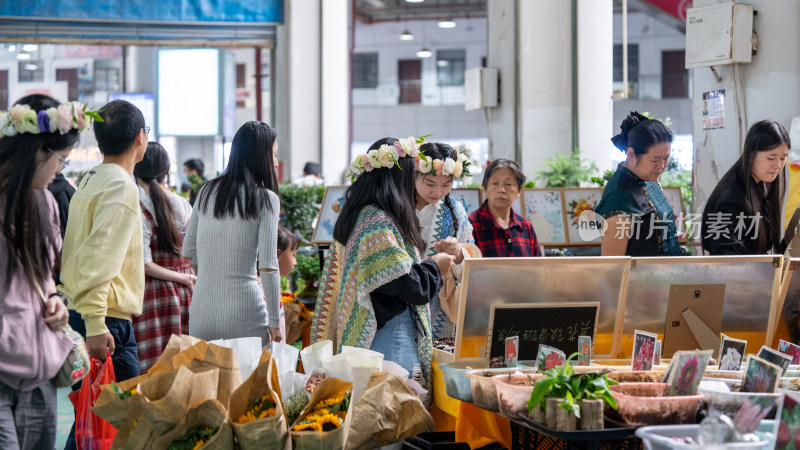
[741, 355, 781, 393]
[757, 345, 792, 376]
[719, 334, 747, 371]
[665, 349, 713, 396]
[504, 336, 519, 367]
[632, 330, 658, 371]
[535, 344, 566, 371]
[577, 336, 591, 366]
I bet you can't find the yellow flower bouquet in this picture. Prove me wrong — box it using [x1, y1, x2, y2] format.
[228, 350, 287, 450]
[290, 377, 354, 450]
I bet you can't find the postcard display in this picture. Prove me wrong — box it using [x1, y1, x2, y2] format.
[447, 255, 784, 364]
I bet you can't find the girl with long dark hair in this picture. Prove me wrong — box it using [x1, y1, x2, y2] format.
[413, 142, 477, 339]
[596, 111, 681, 256]
[183, 121, 282, 346]
[0, 94, 93, 448]
[702, 120, 790, 255]
[133, 142, 195, 372]
[312, 137, 454, 385]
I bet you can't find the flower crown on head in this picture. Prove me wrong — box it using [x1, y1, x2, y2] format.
[348, 135, 427, 182]
[416, 147, 471, 179]
[0, 102, 103, 138]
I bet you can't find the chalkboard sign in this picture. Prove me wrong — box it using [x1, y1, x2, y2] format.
[486, 302, 600, 361]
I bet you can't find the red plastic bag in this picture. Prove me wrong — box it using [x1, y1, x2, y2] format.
[73, 352, 117, 450]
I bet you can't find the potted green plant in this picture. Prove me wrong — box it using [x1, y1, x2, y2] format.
[536, 150, 598, 188]
[291, 254, 322, 309]
[279, 183, 326, 241]
[527, 353, 618, 431]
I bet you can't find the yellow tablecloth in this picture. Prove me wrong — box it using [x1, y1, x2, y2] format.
[431, 361, 512, 449]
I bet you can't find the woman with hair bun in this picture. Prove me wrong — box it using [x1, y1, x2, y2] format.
[595, 111, 681, 256]
[133, 142, 195, 372]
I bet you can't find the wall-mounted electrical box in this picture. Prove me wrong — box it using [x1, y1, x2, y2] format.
[465, 67, 498, 111]
[685, 2, 753, 69]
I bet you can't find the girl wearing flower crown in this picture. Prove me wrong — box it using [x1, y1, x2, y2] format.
[0, 94, 94, 448]
[312, 137, 454, 385]
[413, 142, 478, 340]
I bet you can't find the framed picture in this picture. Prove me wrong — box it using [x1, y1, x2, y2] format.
[449, 188, 483, 217]
[562, 188, 603, 244]
[522, 189, 566, 245]
[311, 186, 348, 245]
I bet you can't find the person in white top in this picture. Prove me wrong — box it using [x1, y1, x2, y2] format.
[413, 141, 477, 339]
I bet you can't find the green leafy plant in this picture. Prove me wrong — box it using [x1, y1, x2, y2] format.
[536, 150, 598, 188]
[524, 181, 536, 189]
[187, 173, 205, 193]
[527, 353, 618, 419]
[279, 183, 326, 240]
[291, 254, 321, 299]
[591, 170, 615, 188]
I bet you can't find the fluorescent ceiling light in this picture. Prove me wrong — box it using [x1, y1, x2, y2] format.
[16, 53, 31, 60]
[438, 19, 456, 28]
[405, 0, 425, 3]
[8, 45, 16, 52]
[437, 60, 449, 67]
[399, 30, 414, 41]
[24, 63, 38, 70]
[22, 44, 38, 52]
[416, 48, 432, 58]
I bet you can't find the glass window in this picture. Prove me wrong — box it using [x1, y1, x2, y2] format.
[613, 44, 639, 83]
[353, 52, 378, 88]
[436, 49, 466, 87]
[18, 61, 44, 83]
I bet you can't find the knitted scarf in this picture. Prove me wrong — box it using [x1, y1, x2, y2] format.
[421, 196, 473, 339]
[311, 206, 433, 384]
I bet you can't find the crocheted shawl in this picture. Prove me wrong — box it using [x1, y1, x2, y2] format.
[421, 196, 473, 339]
[311, 206, 433, 383]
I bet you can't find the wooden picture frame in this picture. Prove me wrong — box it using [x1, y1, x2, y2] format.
[311, 186, 348, 245]
[521, 188, 567, 245]
[449, 188, 484, 217]
[562, 188, 604, 245]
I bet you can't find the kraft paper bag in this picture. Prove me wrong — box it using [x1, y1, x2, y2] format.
[93, 374, 148, 429]
[345, 372, 434, 450]
[148, 334, 202, 375]
[156, 340, 242, 405]
[290, 377, 353, 450]
[138, 365, 220, 436]
[229, 350, 288, 450]
[152, 398, 234, 450]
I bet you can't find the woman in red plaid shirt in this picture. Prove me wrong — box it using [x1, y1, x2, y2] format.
[469, 159, 543, 257]
[132, 143, 196, 373]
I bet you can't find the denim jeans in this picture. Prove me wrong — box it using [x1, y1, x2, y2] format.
[370, 309, 420, 375]
[64, 311, 140, 450]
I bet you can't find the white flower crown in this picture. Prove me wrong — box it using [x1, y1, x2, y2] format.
[0, 102, 103, 138]
[348, 136, 472, 182]
[416, 148, 472, 179]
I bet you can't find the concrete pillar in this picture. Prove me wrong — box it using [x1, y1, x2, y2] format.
[517, 0, 574, 179]
[691, 0, 800, 213]
[578, 0, 614, 173]
[272, 0, 351, 183]
[487, 0, 613, 181]
[321, 0, 351, 184]
[486, 0, 518, 162]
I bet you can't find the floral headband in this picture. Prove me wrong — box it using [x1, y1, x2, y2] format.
[417, 147, 471, 179]
[348, 136, 426, 182]
[0, 102, 103, 138]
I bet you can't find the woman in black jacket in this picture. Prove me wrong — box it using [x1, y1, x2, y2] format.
[702, 120, 791, 255]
